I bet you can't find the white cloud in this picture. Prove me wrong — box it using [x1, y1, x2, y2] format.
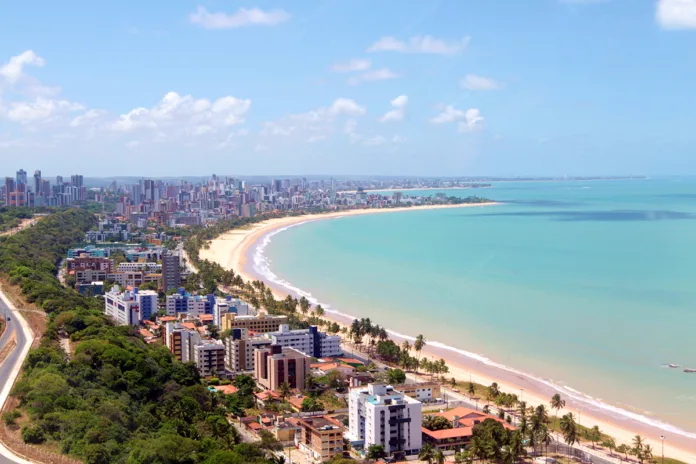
[126, 140, 139, 149]
[331, 59, 371, 73]
[431, 105, 484, 132]
[367, 35, 470, 55]
[189, 6, 290, 29]
[430, 105, 465, 124]
[0, 50, 45, 84]
[657, 0, 696, 29]
[458, 109, 484, 132]
[460, 74, 501, 91]
[4, 98, 84, 124]
[328, 98, 366, 116]
[109, 91, 251, 132]
[347, 68, 398, 86]
[70, 109, 105, 127]
[378, 95, 408, 122]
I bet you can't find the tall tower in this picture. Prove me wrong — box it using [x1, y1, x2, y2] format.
[33, 170, 42, 195]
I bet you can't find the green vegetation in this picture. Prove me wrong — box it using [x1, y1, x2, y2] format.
[1, 210, 279, 464]
[0, 207, 33, 233]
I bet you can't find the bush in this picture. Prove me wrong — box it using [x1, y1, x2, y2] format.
[2, 409, 21, 426]
[21, 425, 46, 444]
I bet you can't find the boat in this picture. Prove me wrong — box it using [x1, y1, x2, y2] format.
[683, 368, 696, 373]
[668, 363, 679, 368]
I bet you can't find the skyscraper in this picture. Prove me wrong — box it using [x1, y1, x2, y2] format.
[161, 251, 180, 292]
[33, 170, 42, 195]
[16, 169, 27, 190]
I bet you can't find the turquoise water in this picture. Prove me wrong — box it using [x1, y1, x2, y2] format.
[259, 179, 696, 434]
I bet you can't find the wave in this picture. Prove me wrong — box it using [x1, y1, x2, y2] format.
[250, 220, 696, 441]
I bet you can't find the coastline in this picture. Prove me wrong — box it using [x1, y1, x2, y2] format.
[200, 203, 696, 463]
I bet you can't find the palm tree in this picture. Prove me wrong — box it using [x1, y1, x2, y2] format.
[450, 377, 457, 388]
[642, 444, 653, 463]
[550, 393, 566, 452]
[587, 425, 602, 449]
[315, 304, 325, 317]
[434, 448, 446, 464]
[550, 393, 565, 422]
[602, 437, 616, 457]
[616, 444, 630, 461]
[467, 381, 476, 399]
[560, 413, 578, 461]
[278, 381, 291, 402]
[418, 442, 436, 464]
[299, 296, 309, 314]
[414, 334, 426, 373]
[632, 435, 646, 463]
[482, 405, 491, 414]
[401, 340, 411, 354]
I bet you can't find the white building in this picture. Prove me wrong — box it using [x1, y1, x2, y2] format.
[165, 322, 202, 363]
[268, 324, 342, 358]
[347, 384, 422, 457]
[224, 328, 272, 373]
[117, 262, 161, 272]
[104, 285, 157, 325]
[165, 293, 209, 316]
[194, 340, 226, 377]
[213, 299, 229, 327]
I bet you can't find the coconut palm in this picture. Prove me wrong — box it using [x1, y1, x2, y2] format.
[602, 437, 616, 457]
[560, 412, 578, 462]
[616, 443, 630, 460]
[278, 381, 291, 401]
[550, 393, 566, 452]
[467, 381, 476, 399]
[587, 425, 602, 449]
[414, 334, 426, 373]
[401, 340, 411, 354]
[418, 442, 436, 464]
[434, 448, 446, 464]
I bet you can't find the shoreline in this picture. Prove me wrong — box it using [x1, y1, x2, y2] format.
[200, 203, 696, 462]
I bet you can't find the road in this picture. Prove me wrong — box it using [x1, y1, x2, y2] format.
[0, 219, 38, 464]
[0, 290, 33, 464]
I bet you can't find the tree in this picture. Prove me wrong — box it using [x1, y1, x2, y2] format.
[278, 381, 292, 401]
[487, 382, 500, 402]
[631, 435, 647, 463]
[418, 443, 436, 464]
[587, 425, 602, 450]
[482, 405, 491, 414]
[299, 296, 310, 314]
[602, 437, 616, 457]
[301, 396, 322, 412]
[423, 415, 454, 431]
[467, 381, 476, 399]
[617, 444, 630, 461]
[315, 305, 325, 317]
[434, 449, 446, 464]
[386, 368, 406, 385]
[550, 393, 566, 452]
[414, 334, 426, 373]
[560, 412, 578, 461]
[366, 444, 386, 460]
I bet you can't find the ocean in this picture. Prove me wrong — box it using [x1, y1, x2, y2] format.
[253, 178, 696, 437]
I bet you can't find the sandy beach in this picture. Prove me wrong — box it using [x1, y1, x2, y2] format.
[200, 203, 696, 463]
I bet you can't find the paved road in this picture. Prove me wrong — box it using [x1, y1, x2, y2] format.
[0, 293, 32, 464]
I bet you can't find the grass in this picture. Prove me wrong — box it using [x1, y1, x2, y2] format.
[318, 390, 347, 410]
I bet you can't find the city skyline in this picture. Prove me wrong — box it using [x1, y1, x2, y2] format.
[1, 1, 695, 176]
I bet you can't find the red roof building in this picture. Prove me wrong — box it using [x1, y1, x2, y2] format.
[421, 406, 515, 451]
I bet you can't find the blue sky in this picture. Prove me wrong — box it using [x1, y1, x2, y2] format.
[1, 0, 695, 177]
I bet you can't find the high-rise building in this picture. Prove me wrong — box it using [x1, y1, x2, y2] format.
[161, 251, 180, 292]
[33, 170, 42, 195]
[4, 178, 15, 202]
[254, 344, 310, 391]
[194, 340, 226, 377]
[16, 169, 27, 187]
[224, 328, 272, 373]
[70, 174, 83, 188]
[268, 324, 342, 358]
[220, 311, 288, 334]
[347, 384, 422, 458]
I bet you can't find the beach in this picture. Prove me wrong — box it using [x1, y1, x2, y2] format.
[200, 202, 696, 463]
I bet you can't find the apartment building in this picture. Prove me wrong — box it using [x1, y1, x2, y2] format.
[390, 383, 442, 403]
[194, 340, 226, 377]
[66, 256, 114, 272]
[347, 384, 422, 458]
[116, 262, 161, 272]
[224, 328, 272, 373]
[296, 416, 346, 463]
[165, 322, 201, 362]
[161, 251, 180, 292]
[104, 286, 157, 325]
[74, 269, 108, 285]
[254, 345, 310, 391]
[166, 292, 213, 316]
[221, 311, 288, 334]
[268, 324, 342, 358]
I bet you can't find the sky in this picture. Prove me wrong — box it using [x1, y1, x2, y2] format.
[1, 0, 695, 177]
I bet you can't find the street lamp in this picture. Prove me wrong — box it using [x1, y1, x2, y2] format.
[660, 435, 665, 464]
